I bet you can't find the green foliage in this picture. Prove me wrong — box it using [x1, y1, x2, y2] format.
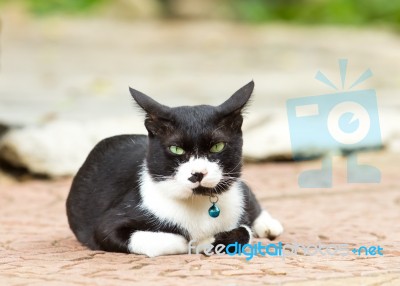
[231, 0, 400, 27]
[1, 0, 399, 28]
[0, 0, 105, 15]
[29, 0, 105, 15]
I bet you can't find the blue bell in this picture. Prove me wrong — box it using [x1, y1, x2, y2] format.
[208, 203, 220, 218]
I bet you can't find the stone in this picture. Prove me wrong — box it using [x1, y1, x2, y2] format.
[2, 108, 400, 177]
[242, 112, 292, 161]
[0, 117, 146, 177]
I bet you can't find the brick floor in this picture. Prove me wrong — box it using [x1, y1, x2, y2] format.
[1, 151, 399, 285]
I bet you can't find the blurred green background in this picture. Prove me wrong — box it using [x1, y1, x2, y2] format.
[0, 0, 399, 28]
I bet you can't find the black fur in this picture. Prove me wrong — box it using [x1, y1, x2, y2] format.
[211, 226, 251, 253]
[66, 81, 264, 253]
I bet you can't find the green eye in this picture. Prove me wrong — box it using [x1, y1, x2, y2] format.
[210, 142, 225, 153]
[169, 146, 185, 155]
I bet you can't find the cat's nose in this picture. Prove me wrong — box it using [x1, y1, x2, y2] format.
[188, 172, 206, 183]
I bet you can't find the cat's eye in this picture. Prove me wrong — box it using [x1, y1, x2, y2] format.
[210, 142, 225, 153]
[169, 146, 185, 155]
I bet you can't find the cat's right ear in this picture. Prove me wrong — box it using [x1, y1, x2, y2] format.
[215, 81, 254, 130]
[129, 87, 173, 136]
[129, 87, 171, 118]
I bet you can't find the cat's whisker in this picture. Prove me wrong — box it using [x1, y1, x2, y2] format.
[150, 174, 174, 180]
[221, 176, 238, 181]
[215, 179, 233, 194]
[151, 173, 172, 177]
[221, 173, 249, 184]
[221, 176, 238, 182]
[152, 176, 173, 180]
[222, 171, 241, 175]
[213, 185, 221, 196]
[226, 160, 242, 174]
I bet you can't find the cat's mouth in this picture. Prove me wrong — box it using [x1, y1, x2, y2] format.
[191, 180, 235, 196]
[191, 186, 222, 196]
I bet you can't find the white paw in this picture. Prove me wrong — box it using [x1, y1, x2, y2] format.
[128, 231, 188, 257]
[252, 210, 284, 239]
[192, 236, 216, 253]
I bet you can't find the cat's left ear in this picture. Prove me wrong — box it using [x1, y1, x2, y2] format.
[217, 81, 254, 116]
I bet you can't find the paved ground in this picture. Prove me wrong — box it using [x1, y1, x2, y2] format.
[1, 150, 399, 285]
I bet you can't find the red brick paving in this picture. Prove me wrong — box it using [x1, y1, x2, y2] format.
[1, 151, 399, 285]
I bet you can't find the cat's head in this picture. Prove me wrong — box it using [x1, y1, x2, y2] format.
[130, 81, 254, 199]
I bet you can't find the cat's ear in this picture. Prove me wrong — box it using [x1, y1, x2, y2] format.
[129, 87, 173, 136]
[216, 81, 254, 129]
[129, 87, 171, 118]
[217, 81, 254, 116]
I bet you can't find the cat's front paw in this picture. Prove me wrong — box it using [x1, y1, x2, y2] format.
[252, 210, 283, 240]
[128, 231, 188, 257]
[211, 225, 252, 253]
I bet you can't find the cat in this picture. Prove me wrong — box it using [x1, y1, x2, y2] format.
[66, 81, 283, 257]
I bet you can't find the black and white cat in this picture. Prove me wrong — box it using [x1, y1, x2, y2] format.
[66, 81, 283, 257]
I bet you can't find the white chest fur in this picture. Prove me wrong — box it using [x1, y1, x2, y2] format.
[139, 170, 245, 241]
